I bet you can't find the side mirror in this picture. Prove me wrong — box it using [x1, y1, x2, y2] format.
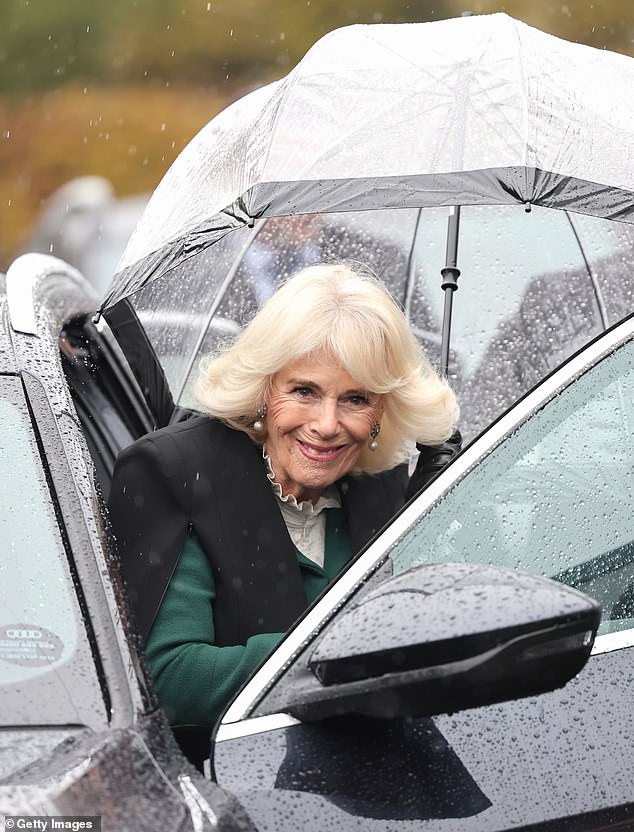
[284, 563, 600, 721]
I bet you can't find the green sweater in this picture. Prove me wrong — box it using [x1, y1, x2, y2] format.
[145, 507, 352, 727]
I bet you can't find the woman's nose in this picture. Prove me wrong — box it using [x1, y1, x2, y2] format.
[312, 398, 339, 436]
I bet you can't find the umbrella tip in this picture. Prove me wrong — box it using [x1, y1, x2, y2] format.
[524, 201, 532, 213]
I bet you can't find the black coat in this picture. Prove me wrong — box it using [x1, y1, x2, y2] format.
[108, 415, 416, 646]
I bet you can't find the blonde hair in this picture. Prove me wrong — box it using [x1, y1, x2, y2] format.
[196, 263, 458, 474]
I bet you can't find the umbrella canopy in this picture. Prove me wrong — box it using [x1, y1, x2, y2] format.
[103, 12, 634, 309]
[99, 13, 634, 443]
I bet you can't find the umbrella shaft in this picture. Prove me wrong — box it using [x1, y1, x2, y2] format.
[440, 206, 461, 377]
[440, 286, 457, 378]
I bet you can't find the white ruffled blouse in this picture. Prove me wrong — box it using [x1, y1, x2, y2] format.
[263, 448, 341, 568]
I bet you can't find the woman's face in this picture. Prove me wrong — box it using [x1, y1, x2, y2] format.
[264, 353, 382, 503]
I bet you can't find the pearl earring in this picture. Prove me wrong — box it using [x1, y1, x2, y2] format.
[253, 405, 267, 432]
[369, 422, 380, 451]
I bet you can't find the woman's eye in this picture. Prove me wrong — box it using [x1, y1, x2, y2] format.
[293, 386, 313, 398]
[346, 394, 369, 407]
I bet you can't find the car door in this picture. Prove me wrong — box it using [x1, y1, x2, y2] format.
[211, 313, 634, 831]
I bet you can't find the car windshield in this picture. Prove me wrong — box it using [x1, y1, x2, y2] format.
[0, 376, 107, 728]
[389, 333, 634, 638]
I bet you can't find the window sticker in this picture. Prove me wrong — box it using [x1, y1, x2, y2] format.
[0, 624, 63, 667]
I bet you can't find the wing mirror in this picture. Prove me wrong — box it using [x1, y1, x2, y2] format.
[284, 563, 600, 721]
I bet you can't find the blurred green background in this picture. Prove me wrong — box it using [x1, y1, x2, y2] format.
[1, 0, 633, 269]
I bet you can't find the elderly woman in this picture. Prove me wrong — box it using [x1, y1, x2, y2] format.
[108, 263, 459, 755]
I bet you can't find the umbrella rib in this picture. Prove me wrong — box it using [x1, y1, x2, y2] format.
[469, 96, 526, 151]
[292, 42, 492, 177]
[508, 17, 530, 167]
[293, 42, 530, 178]
[461, 61, 528, 150]
[360, 27, 453, 77]
[404, 208, 424, 317]
[565, 213, 609, 330]
[259, 76, 298, 187]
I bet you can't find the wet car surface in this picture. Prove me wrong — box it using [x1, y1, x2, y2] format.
[0, 261, 252, 831]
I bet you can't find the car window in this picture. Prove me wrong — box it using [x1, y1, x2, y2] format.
[389, 335, 634, 637]
[0, 376, 107, 727]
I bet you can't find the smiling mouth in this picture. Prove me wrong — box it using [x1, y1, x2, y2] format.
[297, 439, 347, 462]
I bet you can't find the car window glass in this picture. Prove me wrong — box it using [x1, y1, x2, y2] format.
[0, 377, 107, 727]
[178, 209, 418, 409]
[389, 336, 634, 637]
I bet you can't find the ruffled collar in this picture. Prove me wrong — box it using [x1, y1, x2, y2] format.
[263, 447, 341, 515]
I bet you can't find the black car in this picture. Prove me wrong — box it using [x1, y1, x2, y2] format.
[3, 251, 634, 830]
[0, 257, 251, 831]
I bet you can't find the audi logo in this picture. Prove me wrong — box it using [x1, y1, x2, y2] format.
[5, 629, 43, 639]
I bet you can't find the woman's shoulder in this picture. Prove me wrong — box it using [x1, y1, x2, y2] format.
[136, 413, 231, 447]
[124, 414, 255, 468]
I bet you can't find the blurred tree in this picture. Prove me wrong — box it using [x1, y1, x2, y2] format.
[0, 0, 456, 93]
[0, 0, 114, 93]
[1, 0, 632, 94]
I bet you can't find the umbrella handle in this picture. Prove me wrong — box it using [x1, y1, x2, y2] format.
[440, 207, 461, 378]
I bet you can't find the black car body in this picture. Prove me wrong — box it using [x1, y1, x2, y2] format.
[0, 257, 251, 831]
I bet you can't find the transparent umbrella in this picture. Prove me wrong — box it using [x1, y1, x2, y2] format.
[99, 13, 634, 442]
